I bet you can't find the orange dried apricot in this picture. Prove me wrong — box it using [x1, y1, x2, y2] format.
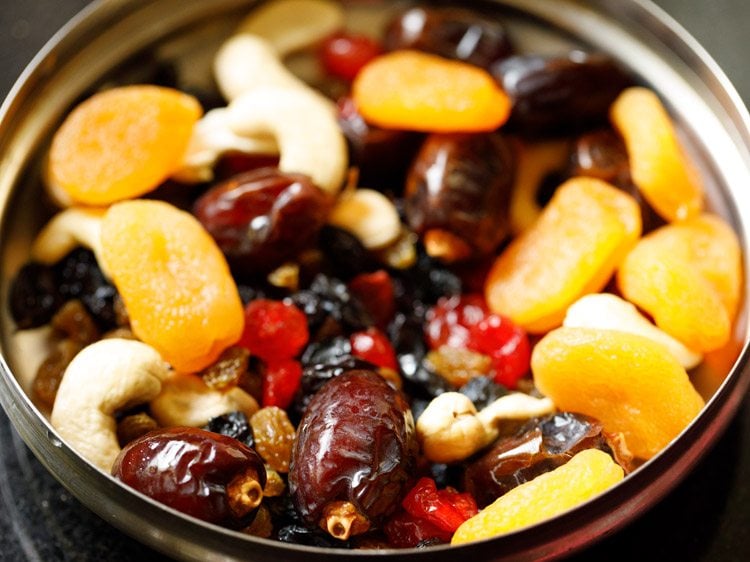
[100, 199, 243, 373]
[352, 50, 511, 133]
[451, 449, 623, 544]
[610, 87, 704, 222]
[532, 327, 705, 459]
[485, 177, 641, 333]
[617, 214, 742, 352]
[48, 85, 202, 206]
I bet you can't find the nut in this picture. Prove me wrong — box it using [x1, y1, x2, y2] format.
[563, 293, 703, 369]
[416, 392, 488, 464]
[236, 0, 344, 58]
[150, 371, 259, 428]
[173, 107, 278, 183]
[227, 86, 347, 195]
[30, 207, 109, 276]
[50, 338, 170, 472]
[328, 188, 401, 249]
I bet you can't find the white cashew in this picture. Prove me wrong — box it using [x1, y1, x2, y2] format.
[328, 189, 402, 249]
[417, 391, 555, 463]
[214, 34, 310, 103]
[236, 0, 344, 58]
[50, 338, 170, 472]
[563, 293, 703, 369]
[149, 371, 259, 428]
[31, 207, 109, 276]
[416, 393, 488, 464]
[227, 86, 347, 195]
[173, 107, 279, 183]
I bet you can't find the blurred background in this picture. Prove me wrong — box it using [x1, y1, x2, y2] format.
[1, 1, 749, 560]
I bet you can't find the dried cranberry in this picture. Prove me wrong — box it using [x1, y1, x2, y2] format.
[468, 314, 531, 388]
[384, 510, 451, 548]
[112, 427, 266, 528]
[239, 299, 309, 361]
[263, 358, 303, 410]
[320, 32, 382, 81]
[348, 270, 396, 330]
[350, 327, 399, 370]
[401, 477, 477, 534]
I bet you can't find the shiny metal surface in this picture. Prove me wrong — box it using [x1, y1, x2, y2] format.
[0, 1, 748, 560]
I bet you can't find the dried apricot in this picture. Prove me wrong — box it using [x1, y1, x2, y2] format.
[100, 199, 243, 372]
[531, 327, 705, 459]
[485, 177, 641, 333]
[48, 85, 202, 205]
[451, 449, 623, 544]
[610, 87, 703, 222]
[352, 50, 511, 133]
[617, 214, 742, 352]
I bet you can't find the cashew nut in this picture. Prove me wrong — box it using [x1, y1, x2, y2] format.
[328, 189, 402, 249]
[416, 391, 555, 463]
[235, 0, 344, 58]
[227, 86, 347, 194]
[50, 338, 170, 472]
[563, 293, 703, 369]
[30, 207, 109, 276]
[416, 393, 488, 464]
[173, 107, 279, 183]
[149, 371, 259, 428]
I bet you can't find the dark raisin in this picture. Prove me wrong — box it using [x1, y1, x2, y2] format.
[318, 225, 377, 281]
[276, 525, 353, 549]
[459, 376, 508, 410]
[204, 411, 254, 449]
[8, 262, 63, 329]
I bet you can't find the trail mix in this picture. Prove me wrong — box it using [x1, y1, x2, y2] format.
[8, 0, 744, 550]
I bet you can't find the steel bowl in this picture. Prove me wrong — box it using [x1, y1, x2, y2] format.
[1, 0, 749, 560]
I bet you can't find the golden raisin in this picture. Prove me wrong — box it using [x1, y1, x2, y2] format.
[33, 339, 83, 409]
[116, 412, 159, 447]
[425, 346, 492, 388]
[250, 407, 296, 473]
[201, 346, 250, 391]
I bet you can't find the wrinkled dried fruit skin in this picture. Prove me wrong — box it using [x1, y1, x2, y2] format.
[383, 6, 514, 69]
[493, 52, 631, 137]
[463, 412, 614, 507]
[289, 370, 417, 529]
[194, 167, 333, 275]
[113, 427, 266, 528]
[405, 133, 515, 259]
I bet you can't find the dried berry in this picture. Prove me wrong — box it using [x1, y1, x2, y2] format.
[263, 359, 303, 410]
[32, 339, 84, 409]
[348, 270, 396, 330]
[8, 262, 63, 329]
[467, 314, 531, 388]
[289, 370, 417, 539]
[116, 412, 159, 447]
[320, 32, 382, 81]
[50, 299, 100, 345]
[250, 407, 296, 473]
[458, 376, 508, 410]
[239, 299, 309, 362]
[200, 346, 251, 391]
[350, 328, 399, 371]
[424, 346, 492, 388]
[401, 477, 478, 533]
[113, 427, 266, 528]
[424, 294, 489, 350]
[203, 411, 254, 449]
[318, 225, 377, 281]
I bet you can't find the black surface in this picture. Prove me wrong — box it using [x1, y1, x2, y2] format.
[1, 1, 749, 561]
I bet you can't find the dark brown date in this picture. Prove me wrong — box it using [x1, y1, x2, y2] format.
[492, 51, 632, 137]
[463, 412, 626, 508]
[404, 133, 515, 261]
[112, 427, 267, 528]
[193, 167, 333, 276]
[383, 6, 514, 69]
[289, 369, 417, 539]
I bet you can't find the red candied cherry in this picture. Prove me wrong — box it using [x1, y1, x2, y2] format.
[263, 358, 303, 410]
[401, 477, 478, 534]
[383, 510, 452, 548]
[238, 299, 308, 362]
[350, 327, 399, 370]
[320, 32, 382, 81]
[424, 294, 489, 350]
[348, 270, 396, 329]
[468, 314, 530, 388]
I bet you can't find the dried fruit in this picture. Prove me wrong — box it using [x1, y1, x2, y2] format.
[263, 359, 303, 410]
[451, 449, 624, 544]
[113, 427, 266, 528]
[239, 299, 309, 362]
[485, 177, 641, 333]
[250, 406, 296, 473]
[289, 370, 417, 539]
[532, 327, 705, 459]
[320, 32, 382, 81]
[610, 87, 704, 222]
[350, 328, 399, 371]
[424, 346, 492, 388]
[201, 346, 251, 391]
[100, 199, 244, 373]
[468, 314, 530, 388]
[48, 85, 201, 205]
[352, 50, 511, 133]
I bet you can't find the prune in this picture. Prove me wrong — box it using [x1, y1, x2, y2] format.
[492, 51, 632, 137]
[404, 133, 515, 262]
[8, 262, 63, 329]
[289, 370, 417, 539]
[193, 167, 333, 275]
[113, 427, 266, 528]
[203, 411, 254, 448]
[463, 412, 618, 507]
[383, 6, 514, 69]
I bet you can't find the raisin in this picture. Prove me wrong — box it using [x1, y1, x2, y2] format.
[116, 412, 159, 447]
[250, 407, 296, 473]
[32, 339, 83, 409]
[424, 346, 492, 388]
[200, 346, 251, 391]
[276, 525, 353, 549]
[318, 225, 377, 281]
[459, 376, 508, 410]
[113, 427, 266, 528]
[50, 299, 100, 345]
[203, 411, 254, 448]
[8, 262, 63, 329]
[289, 370, 417, 536]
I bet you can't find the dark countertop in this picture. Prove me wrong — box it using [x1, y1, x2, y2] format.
[1, 1, 749, 561]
